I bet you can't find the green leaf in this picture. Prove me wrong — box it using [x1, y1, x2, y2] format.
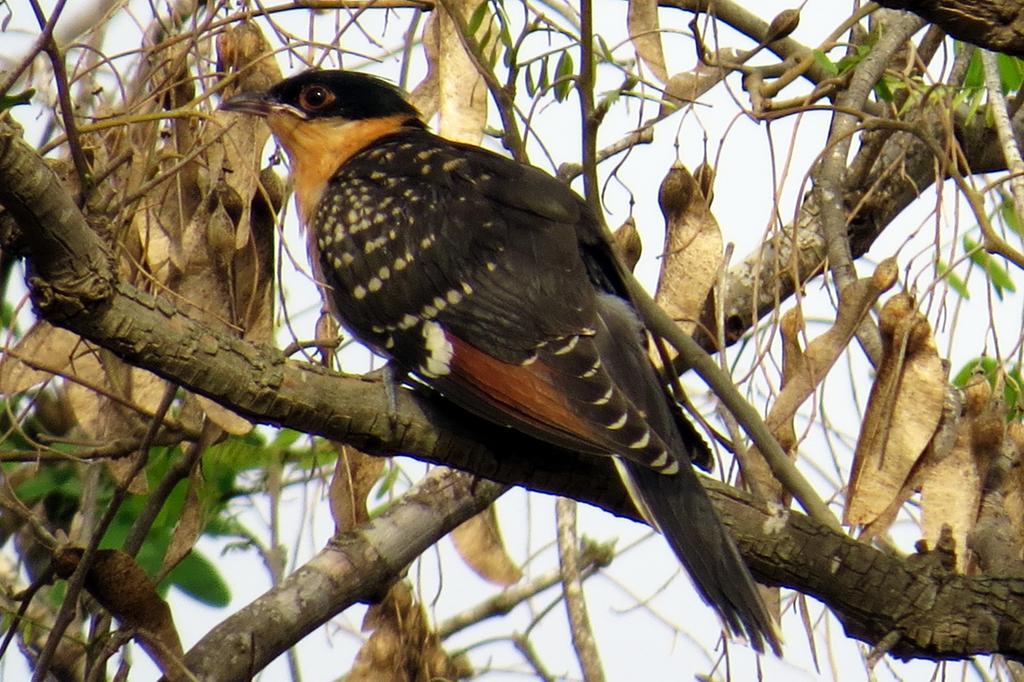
[952, 357, 1024, 420]
[965, 87, 986, 124]
[205, 436, 274, 473]
[998, 54, 1024, 93]
[553, 50, 574, 102]
[0, 300, 16, 330]
[467, 0, 489, 35]
[836, 44, 871, 75]
[1005, 366, 1024, 419]
[963, 235, 1017, 298]
[595, 35, 615, 64]
[165, 549, 231, 606]
[375, 461, 401, 499]
[999, 190, 1023, 236]
[963, 49, 984, 90]
[16, 465, 80, 505]
[478, 22, 494, 54]
[874, 76, 894, 103]
[598, 87, 623, 113]
[936, 261, 969, 299]
[812, 49, 838, 77]
[951, 356, 997, 387]
[0, 89, 34, 113]
[496, 7, 513, 51]
[271, 428, 303, 450]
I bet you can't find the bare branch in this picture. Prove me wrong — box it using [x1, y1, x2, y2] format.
[182, 468, 504, 680]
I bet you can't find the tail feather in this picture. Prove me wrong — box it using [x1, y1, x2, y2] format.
[594, 294, 780, 653]
[620, 459, 781, 653]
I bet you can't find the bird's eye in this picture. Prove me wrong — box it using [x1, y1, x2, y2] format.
[299, 85, 334, 111]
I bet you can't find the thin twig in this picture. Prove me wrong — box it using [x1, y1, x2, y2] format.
[0, 0, 70, 96]
[812, 11, 924, 366]
[124, 421, 211, 561]
[981, 51, 1024, 228]
[437, 539, 613, 638]
[28, 0, 91, 192]
[433, 0, 527, 162]
[32, 384, 177, 681]
[558, 127, 655, 182]
[512, 634, 558, 682]
[577, 0, 600, 215]
[555, 498, 606, 682]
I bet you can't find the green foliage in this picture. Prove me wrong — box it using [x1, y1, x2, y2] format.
[812, 49, 838, 77]
[553, 49, 574, 102]
[0, 88, 33, 113]
[963, 235, 1016, 299]
[962, 48, 1024, 94]
[166, 549, 231, 606]
[943, 192, 1023, 302]
[952, 357, 1024, 421]
[6, 427, 336, 608]
[955, 48, 1024, 123]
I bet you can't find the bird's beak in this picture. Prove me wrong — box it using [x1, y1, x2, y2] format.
[220, 90, 304, 118]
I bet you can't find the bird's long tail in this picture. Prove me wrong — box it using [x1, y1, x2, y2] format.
[619, 459, 781, 653]
[594, 294, 780, 653]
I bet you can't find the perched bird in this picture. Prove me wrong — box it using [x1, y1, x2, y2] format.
[221, 69, 779, 652]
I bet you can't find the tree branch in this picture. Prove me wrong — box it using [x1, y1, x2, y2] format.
[182, 468, 504, 681]
[874, 0, 1024, 57]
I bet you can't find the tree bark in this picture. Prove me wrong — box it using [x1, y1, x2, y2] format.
[875, 0, 1024, 57]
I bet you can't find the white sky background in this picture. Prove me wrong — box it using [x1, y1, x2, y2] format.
[3, 1, 1023, 680]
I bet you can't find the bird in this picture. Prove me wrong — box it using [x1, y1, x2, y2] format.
[221, 69, 780, 653]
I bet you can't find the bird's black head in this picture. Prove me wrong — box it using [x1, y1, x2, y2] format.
[221, 69, 420, 122]
[220, 69, 425, 228]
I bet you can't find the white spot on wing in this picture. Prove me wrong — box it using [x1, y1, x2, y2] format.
[420, 320, 453, 377]
[630, 431, 651, 449]
[580, 359, 601, 378]
[553, 336, 579, 355]
[649, 450, 669, 469]
[608, 412, 628, 430]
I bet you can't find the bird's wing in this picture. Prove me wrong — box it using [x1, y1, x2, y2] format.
[315, 130, 681, 471]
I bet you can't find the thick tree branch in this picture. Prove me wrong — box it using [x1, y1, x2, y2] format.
[721, 484, 1024, 662]
[181, 468, 504, 681]
[874, 0, 1024, 57]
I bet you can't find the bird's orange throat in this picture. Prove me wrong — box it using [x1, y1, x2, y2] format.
[265, 113, 411, 228]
